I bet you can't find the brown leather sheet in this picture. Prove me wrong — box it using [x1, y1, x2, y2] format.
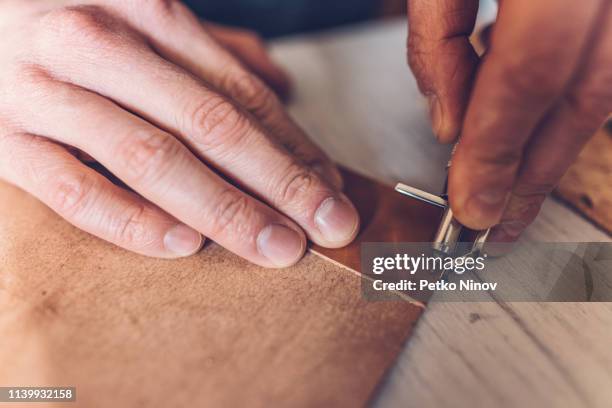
[312, 168, 443, 272]
[0, 168, 434, 408]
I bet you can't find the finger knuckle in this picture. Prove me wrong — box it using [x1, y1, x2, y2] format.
[564, 78, 612, 129]
[40, 5, 122, 50]
[114, 203, 151, 246]
[406, 35, 432, 92]
[467, 143, 522, 170]
[11, 63, 54, 92]
[42, 6, 105, 35]
[503, 192, 545, 224]
[406, 26, 427, 48]
[118, 130, 181, 184]
[209, 189, 256, 238]
[188, 97, 249, 149]
[496, 52, 565, 102]
[506, 73, 559, 102]
[144, 0, 180, 20]
[224, 71, 276, 114]
[48, 171, 95, 218]
[276, 163, 319, 205]
[407, 32, 425, 63]
[462, 119, 523, 170]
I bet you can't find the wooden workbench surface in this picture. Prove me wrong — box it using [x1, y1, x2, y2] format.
[271, 19, 612, 408]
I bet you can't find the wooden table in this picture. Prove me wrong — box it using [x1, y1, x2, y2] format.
[271, 19, 612, 408]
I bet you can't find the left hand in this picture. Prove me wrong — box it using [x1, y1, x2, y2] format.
[0, 0, 356, 267]
[407, 0, 612, 242]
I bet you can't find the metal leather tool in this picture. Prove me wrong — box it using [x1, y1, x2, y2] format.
[395, 149, 490, 258]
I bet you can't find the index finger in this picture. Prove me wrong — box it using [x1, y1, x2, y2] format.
[449, 0, 603, 229]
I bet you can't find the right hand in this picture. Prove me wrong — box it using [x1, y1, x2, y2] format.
[0, 0, 359, 267]
[407, 0, 612, 242]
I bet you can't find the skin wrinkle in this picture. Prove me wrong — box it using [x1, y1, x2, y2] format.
[0, 0, 608, 260]
[496, 1, 611, 236]
[408, 0, 610, 239]
[408, 0, 479, 142]
[457, 2, 604, 229]
[0, 0, 359, 265]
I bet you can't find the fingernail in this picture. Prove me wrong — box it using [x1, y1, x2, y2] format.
[164, 224, 203, 257]
[466, 190, 508, 225]
[315, 195, 360, 245]
[257, 224, 305, 267]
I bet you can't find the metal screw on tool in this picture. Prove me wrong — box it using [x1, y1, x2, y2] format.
[394, 182, 490, 257]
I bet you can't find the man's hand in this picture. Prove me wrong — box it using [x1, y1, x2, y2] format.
[407, 0, 612, 241]
[0, 0, 359, 267]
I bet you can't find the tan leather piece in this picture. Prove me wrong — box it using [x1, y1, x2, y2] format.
[555, 120, 612, 234]
[311, 168, 444, 273]
[0, 174, 424, 408]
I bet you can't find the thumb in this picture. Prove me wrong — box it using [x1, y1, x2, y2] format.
[407, 0, 480, 143]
